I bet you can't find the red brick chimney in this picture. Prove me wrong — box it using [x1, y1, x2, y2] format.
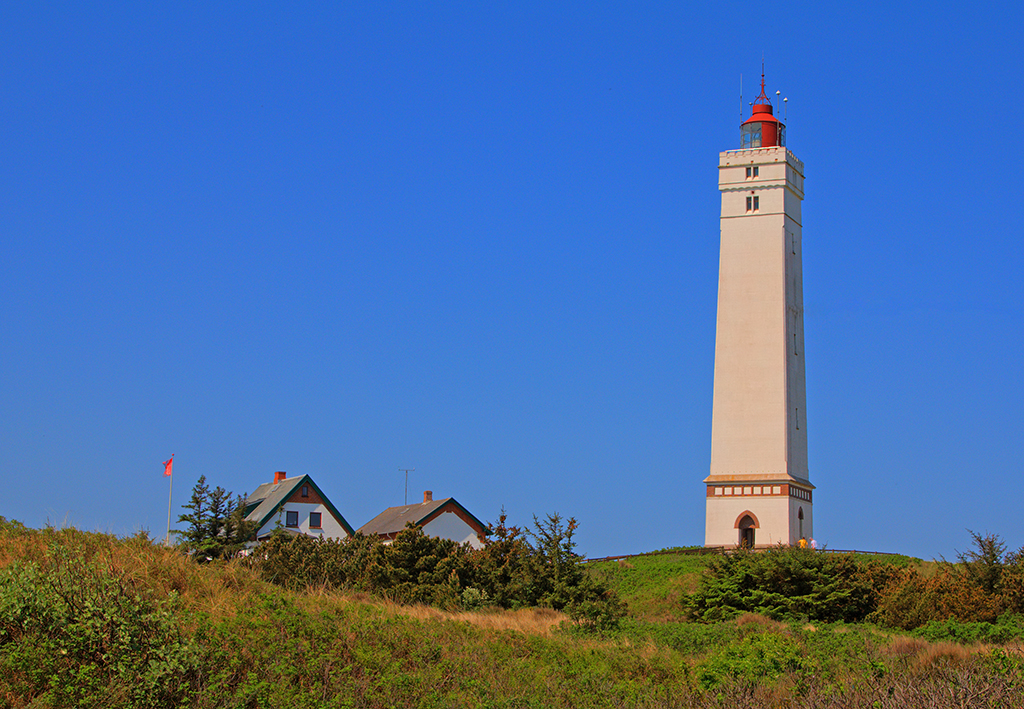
[274, 471, 287, 484]
[423, 490, 433, 503]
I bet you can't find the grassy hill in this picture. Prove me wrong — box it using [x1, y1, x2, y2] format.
[2, 522, 1023, 708]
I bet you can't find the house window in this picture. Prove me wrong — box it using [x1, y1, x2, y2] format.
[301, 485, 309, 498]
[310, 512, 322, 529]
[286, 511, 298, 527]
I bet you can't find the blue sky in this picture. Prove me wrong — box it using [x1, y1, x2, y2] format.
[2, 3, 1021, 561]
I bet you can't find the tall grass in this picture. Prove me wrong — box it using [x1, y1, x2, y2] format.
[3, 521, 1024, 708]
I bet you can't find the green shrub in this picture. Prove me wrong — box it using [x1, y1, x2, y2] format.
[913, 613, 1024, 645]
[695, 629, 806, 689]
[0, 539, 197, 707]
[254, 511, 626, 630]
[687, 546, 898, 623]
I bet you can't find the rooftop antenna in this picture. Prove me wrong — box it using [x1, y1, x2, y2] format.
[399, 468, 415, 505]
[740, 73, 743, 122]
[783, 96, 788, 122]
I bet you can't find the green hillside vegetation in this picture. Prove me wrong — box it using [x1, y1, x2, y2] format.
[3, 518, 1024, 708]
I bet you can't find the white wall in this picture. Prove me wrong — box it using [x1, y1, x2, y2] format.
[256, 502, 349, 540]
[705, 494, 791, 547]
[423, 511, 484, 549]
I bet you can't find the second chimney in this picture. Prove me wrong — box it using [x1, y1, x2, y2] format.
[423, 490, 433, 503]
[274, 471, 287, 484]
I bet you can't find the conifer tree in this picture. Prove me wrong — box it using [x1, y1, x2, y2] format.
[176, 477, 256, 559]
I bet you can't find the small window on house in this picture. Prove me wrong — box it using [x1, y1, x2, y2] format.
[309, 512, 322, 528]
[301, 485, 309, 498]
[286, 511, 298, 527]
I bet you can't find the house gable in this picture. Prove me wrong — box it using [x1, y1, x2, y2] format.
[245, 474, 354, 539]
[358, 495, 488, 549]
[417, 499, 487, 537]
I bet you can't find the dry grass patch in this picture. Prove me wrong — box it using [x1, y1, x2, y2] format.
[394, 603, 568, 636]
[885, 635, 930, 657]
[884, 635, 977, 672]
[296, 585, 570, 636]
[912, 641, 974, 669]
[735, 613, 789, 634]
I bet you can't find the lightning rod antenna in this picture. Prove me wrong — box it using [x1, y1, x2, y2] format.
[400, 468, 415, 505]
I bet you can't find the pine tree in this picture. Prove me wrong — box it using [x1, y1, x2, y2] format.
[176, 476, 211, 555]
[176, 477, 256, 559]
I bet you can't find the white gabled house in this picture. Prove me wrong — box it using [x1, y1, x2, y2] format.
[243, 471, 354, 541]
[357, 491, 488, 549]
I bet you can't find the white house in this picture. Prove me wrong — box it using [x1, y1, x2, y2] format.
[243, 471, 354, 541]
[357, 491, 488, 549]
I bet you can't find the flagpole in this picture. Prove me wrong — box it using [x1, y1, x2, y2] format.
[164, 454, 174, 546]
[165, 470, 173, 546]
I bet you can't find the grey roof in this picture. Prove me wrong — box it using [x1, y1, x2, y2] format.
[357, 498, 452, 536]
[357, 496, 489, 538]
[244, 476, 305, 526]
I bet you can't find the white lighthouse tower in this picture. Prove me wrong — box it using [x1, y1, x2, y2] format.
[704, 71, 812, 548]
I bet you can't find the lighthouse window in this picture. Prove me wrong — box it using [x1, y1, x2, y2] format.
[741, 123, 762, 149]
[746, 196, 759, 212]
[744, 166, 759, 179]
[746, 196, 751, 211]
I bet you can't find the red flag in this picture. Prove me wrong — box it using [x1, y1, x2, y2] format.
[163, 455, 174, 477]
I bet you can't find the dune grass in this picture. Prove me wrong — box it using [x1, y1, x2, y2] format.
[3, 521, 1024, 708]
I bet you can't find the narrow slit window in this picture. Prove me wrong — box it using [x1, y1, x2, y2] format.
[745, 167, 752, 178]
[746, 196, 752, 212]
[753, 166, 759, 177]
[752, 196, 759, 211]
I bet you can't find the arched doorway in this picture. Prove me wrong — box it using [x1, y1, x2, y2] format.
[738, 515, 756, 548]
[798, 507, 804, 540]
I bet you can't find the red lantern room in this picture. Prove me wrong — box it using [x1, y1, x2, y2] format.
[741, 71, 785, 149]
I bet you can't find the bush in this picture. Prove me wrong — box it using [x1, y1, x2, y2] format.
[253, 511, 626, 630]
[695, 629, 807, 689]
[912, 614, 1024, 645]
[687, 546, 898, 623]
[0, 538, 198, 708]
[870, 566, 1004, 629]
